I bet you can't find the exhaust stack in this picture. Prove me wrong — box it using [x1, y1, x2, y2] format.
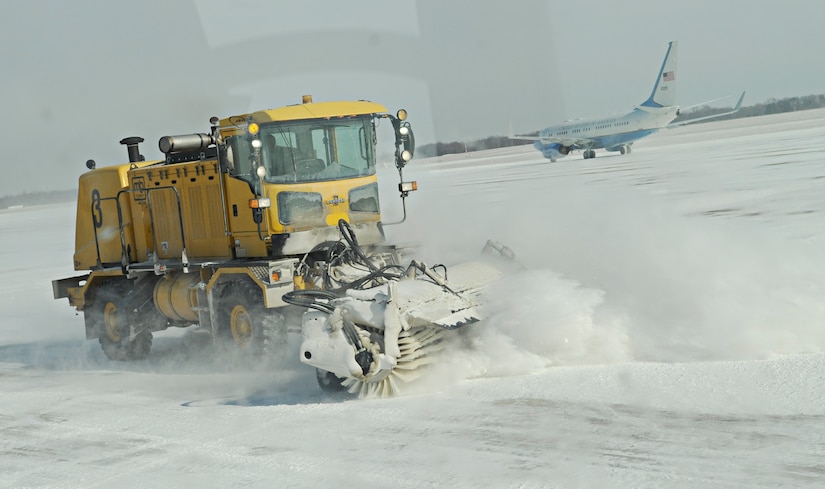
[119, 137, 145, 163]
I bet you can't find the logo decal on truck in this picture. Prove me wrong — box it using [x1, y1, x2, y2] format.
[132, 176, 147, 201]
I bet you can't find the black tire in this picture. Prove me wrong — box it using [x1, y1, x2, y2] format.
[316, 368, 348, 393]
[216, 280, 285, 356]
[88, 286, 152, 361]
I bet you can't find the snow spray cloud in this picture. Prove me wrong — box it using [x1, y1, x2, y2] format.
[391, 149, 825, 375]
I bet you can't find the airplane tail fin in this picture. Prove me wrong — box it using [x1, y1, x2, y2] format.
[639, 41, 678, 108]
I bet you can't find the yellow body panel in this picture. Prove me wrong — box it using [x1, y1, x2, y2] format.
[65, 268, 125, 310]
[218, 100, 387, 138]
[252, 101, 388, 122]
[128, 160, 232, 261]
[222, 176, 269, 258]
[73, 160, 158, 270]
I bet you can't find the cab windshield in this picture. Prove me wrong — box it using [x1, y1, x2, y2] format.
[251, 115, 377, 184]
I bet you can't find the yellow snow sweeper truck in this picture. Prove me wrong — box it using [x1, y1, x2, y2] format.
[52, 96, 506, 396]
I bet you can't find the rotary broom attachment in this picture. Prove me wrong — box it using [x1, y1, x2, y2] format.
[285, 222, 512, 398]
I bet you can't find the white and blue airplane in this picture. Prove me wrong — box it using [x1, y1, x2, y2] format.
[513, 41, 745, 161]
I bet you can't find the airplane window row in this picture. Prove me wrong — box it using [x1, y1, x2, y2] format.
[595, 121, 629, 130]
[553, 119, 629, 136]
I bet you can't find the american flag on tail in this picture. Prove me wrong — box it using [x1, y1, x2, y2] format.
[662, 71, 675, 82]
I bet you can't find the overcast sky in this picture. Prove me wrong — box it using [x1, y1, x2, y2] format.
[1, 0, 822, 196]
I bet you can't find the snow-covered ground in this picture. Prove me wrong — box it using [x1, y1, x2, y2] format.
[2, 109, 825, 488]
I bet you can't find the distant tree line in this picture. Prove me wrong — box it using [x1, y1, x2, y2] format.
[673, 93, 825, 123]
[417, 136, 532, 158]
[419, 93, 825, 157]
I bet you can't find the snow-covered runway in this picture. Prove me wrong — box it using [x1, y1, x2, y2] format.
[2, 109, 824, 488]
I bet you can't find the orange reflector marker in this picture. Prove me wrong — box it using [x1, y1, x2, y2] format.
[271, 270, 281, 282]
[249, 198, 271, 209]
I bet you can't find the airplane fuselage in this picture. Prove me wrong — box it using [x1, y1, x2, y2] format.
[534, 105, 680, 160]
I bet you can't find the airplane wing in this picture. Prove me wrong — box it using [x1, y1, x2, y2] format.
[508, 135, 543, 141]
[509, 134, 595, 149]
[669, 91, 746, 127]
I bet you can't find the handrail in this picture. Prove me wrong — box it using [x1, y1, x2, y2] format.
[90, 186, 189, 274]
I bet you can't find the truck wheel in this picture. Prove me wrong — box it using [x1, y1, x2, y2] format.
[217, 280, 287, 357]
[91, 288, 153, 361]
[217, 280, 286, 356]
